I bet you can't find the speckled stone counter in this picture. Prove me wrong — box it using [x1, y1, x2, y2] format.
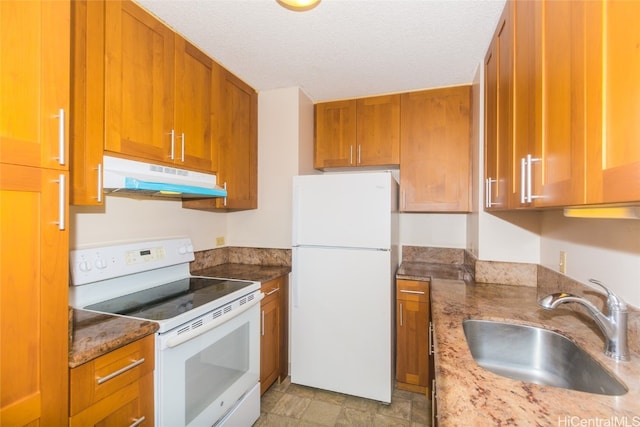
[69, 308, 158, 368]
[431, 279, 640, 426]
[192, 263, 291, 283]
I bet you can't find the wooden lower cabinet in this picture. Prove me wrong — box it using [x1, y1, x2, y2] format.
[69, 334, 155, 427]
[395, 279, 430, 394]
[260, 276, 289, 395]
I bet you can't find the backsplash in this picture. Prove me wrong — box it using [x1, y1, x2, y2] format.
[191, 246, 291, 272]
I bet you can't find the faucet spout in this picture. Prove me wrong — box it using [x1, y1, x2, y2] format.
[537, 281, 629, 361]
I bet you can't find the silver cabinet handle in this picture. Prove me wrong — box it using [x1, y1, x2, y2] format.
[357, 144, 361, 164]
[57, 108, 65, 165]
[485, 178, 497, 208]
[265, 287, 280, 296]
[223, 182, 227, 207]
[399, 303, 403, 327]
[180, 132, 185, 162]
[428, 321, 434, 356]
[261, 310, 265, 336]
[400, 289, 425, 295]
[56, 174, 65, 231]
[525, 154, 541, 203]
[349, 145, 353, 165]
[129, 416, 146, 427]
[96, 163, 102, 203]
[169, 129, 175, 160]
[520, 157, 526, 204]
[97, 358, 145, 385]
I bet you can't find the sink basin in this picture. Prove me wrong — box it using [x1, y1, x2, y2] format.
[462, 319, 627, 396]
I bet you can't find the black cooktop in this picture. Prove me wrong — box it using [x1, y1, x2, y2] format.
[84, 277, 254, 321]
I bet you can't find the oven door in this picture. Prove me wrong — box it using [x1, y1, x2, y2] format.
[155, 297, 261, 427]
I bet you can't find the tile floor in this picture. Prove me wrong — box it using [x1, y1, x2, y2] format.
[254, 377, 432, 427]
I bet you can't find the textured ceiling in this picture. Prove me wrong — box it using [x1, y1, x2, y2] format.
[136, 0, 507, 102]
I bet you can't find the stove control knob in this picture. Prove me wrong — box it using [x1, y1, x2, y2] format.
[95, 258, 107, 269]
[78, 260, 92, 272]
[178, 244, 194, 255]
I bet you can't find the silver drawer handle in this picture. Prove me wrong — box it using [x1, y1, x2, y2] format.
[265, 287, 280, 296]
[400, 289, 425, 295]
[96, 358, 145, 385]
[129, 416, 146, 427]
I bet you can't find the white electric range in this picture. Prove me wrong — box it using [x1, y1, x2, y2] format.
[69, 237, 262, 427]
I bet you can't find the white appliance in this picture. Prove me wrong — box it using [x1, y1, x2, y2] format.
[291, 171, 399, 403]
[69, 238, 261, 427]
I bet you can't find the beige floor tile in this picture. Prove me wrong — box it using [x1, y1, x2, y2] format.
[301, 400, 342, 426]
[373, 413, 412, 427]
[271, 393, 312, 419]
[335, 407, 376, 427]
[377, 398, 412, 421]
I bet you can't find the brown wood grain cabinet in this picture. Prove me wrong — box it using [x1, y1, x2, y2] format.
[0, 1, 70, 424]
[69, 334, 155, 427]
[400, 86, 472, 212]
[184, 68, 258, 211]
[314, 94, 400, 169]
[72, 0, 220, 206]
[396, 279, 430, 395]
[260, 276, 289, 395]
[485, 0, 640, 210]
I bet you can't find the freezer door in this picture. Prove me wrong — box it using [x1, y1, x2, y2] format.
[290, 246, 393, 403]
[292, 172, 396, 249]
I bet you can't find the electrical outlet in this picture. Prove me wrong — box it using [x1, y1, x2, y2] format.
[559, 251, 567, 274]
[216, 236, 225, 246]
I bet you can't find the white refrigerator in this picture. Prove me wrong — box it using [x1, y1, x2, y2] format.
[291, 171, 399, 403]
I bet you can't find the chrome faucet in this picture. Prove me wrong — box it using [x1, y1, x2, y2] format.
[538, 279, 629, 361]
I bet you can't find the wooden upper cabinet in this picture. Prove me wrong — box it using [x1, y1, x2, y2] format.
[400, 86, 472, 212]
[530, 0, 589, 208]
[174, 35, 216, 172]
[71, 0, 105, 205]
[314, 95, 400, 169]
[314, 100, 356, 168]
[357, 95, 400, 166]
[484, 5, 512, 211]
[0, 0, 69, 171]
[104, 0, 175, 163]
[588, 0, 640, 204]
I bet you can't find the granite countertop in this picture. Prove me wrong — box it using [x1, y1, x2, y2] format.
[69, 308, 158, 368]
[431, 279, 640, 426]
[192, 263, 291, 283]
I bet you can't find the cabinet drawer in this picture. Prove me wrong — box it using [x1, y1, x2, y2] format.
[70, 334, 155, 416]
[396, 279, 430, 302]
[261, 277, 282, 304]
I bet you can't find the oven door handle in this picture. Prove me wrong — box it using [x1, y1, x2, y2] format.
[165, 292, 264, 348]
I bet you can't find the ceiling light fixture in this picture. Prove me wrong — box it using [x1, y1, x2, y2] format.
[277, 0, 321, 12]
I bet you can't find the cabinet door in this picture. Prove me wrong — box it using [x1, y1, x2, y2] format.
[533, 0, 588, 207]
[216, 69, 258, 210]
[590, 0, 640, 204]
[260, 290, 280, 395]
[314, 100, 356, 168]
[175, 35, 215, 172]
[400, 86, 471, 212]
[396, 280, 429, 389]
[104, 0, 175, 163]
[0, 0, 69, 170]
[71, 0, 105, 205]
[0, 165, 69, 426]
[356, 95, 400, 166]
[69, 373, 153, 427]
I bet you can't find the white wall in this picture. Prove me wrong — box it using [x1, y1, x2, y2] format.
[227, 87, 314, 249]
[70, 196, 227, 251]
[540, 210, 640, 307]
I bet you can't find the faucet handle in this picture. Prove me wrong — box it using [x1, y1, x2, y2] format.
[589, 279, 627, 311]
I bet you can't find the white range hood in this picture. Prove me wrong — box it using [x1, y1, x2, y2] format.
[103, 155, 226, 198]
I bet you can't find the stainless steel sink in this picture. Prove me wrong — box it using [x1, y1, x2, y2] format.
[462, 319, 627, 396]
